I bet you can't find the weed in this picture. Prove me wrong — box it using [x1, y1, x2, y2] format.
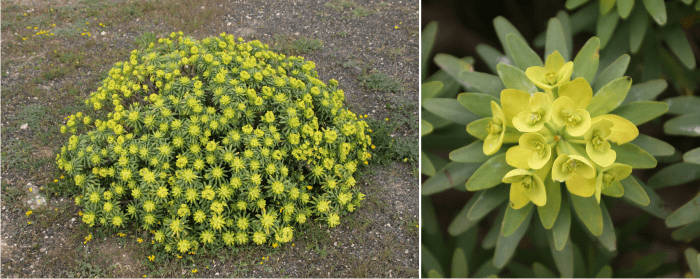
[271, 35, 323, 55]
[135, 31, 157, 50]
[357, 71, 403, 93]
[341, 59, 361, 69]
[325, 0, 356, 11]
[388, 47, 405, 60]
[352, 7, 373, 18]
[331, 31, 348, 38]
[16, 104, 47, 130]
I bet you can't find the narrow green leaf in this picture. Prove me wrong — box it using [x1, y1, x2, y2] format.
[466, 117, 490, 140]
[623, 176, 669, 218]
[422, 197, 442, 236]
[450, 141, 505, 163]
[593, 54, 630, 93]
[600, 0, 616, 15]
[506, 33, 543, 71]
[648, 162, 700, 188]
[533, 262, 557, 278]
[666, 194, 700, 228]
[622, 251, 666, 277]
[671, 221, 700, 241]
[538, 177, 561, 229]
[546, 232, 574, 277]
[570, 193, 604, 236]
[680, 0, 693, 5]
[447, 193, 481, 236]
[610, 143, 657, 169]
[684, 147, 700, 164]
[426, 68, 466, 99]
[630, 134, 675, 157]
[588, 77, 632, 117]
[467, 184, 509, 221]
[598, 201, 617, 251]
[546, 18, 570, 61]
[421, 151, 447, 177]
[629, 4, 649, 53]
[473, 257, 502, 278]
[457, 93, 499, 118]
[610, 101, 668, 125]
[494, 207, 533, 268]
[502, 203, 533, 237]
[597, 11, 620, 48]
[622, 79, 667, 104]
[421, 81, 444, 101]
[696, 0, 700, 10]
[422, 98, 481, 126]
[664, 95, 700, 115]
[507, 261, 535, 278]
[422, 245, 445, 278]
[497, 63, 537, 94]
[617, 0, 634, 18]
[642, 0, 667, 25]
[466, 153, 515, 191]
[421, 119, 434, 136]
[494, 16, 527, 62]
[664, 114, 700, 137]
[552, 190, 571, 251]
[423, 123, 474, 151]
[451, 248, 469, 278]
[459, 70, 506, 97]
[571, 3, 599, 33]
[664, 26, 695, 69]
[572, 243, 586, 277]
[476, 44, 506, 75]
[434, 53, 475, 89]
[572, 37, 600, 83]
[455, 226, 478, 263]
[556, 11, 573, 56]
[483, 209, 505, 249]
[621, 176, 651, 206]
[566, 0, 591, 9]
[596, 266, 613, 278]
[421, 22, 438, 80]
[685, 248, 700, 278]
[422, 162, 481, 195]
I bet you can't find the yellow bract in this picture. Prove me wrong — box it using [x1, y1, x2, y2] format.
[525, 51, 574, 93]
[502, 169, 547, 209]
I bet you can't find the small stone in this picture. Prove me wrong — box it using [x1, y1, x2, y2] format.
[40, 247, 46, 253]
[215, 273, 219, 276]
[20, 123, 28, 130]
[201, 6, 205, 9]
[101, 31, 106, 36]
[372, 257, 377, 260]
[404, 249, 408, 254]
[227, 22, 232, 26]
[71, 218, 75, 222]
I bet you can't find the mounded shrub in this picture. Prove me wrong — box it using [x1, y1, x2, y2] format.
[56, 32, 372, 254]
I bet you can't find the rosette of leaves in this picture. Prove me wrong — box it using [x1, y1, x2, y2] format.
[55, 32, 371, 254]
[422, 15, 673, 275]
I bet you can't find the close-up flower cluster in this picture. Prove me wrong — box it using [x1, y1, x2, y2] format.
[55, 32, 372, 254]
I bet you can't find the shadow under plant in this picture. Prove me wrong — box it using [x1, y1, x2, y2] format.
[0, 0, 419, 277]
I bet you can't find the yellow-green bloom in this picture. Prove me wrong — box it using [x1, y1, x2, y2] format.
[512, 92, 552, 133]
[506, 133, 552, 169]
[502, 169, 546, 209]
[525, 51, 574, 92]
[552, 154, 596, 197]
[551, 96, 591, 136]
[595, 163, 632, 203]
[484, 101, 506, 155]
[585, 119, 616, 167]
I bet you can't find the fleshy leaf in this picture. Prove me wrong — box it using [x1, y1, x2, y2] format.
[545, 18, 570, 61]
[421, 119, 433, 136]
[421, 22, 438, 80]
[629, 5, 649, 53]
[457, 93, 499, 118]
[642, 0, 667, 26]
[476, 44, 507, 74]
[502, 202, 533, 237]
[451, 248, 469, 278]
[466, 153, 515, 191]
[551, 192, 571, 251]
[570, 193, 604, 236]
[664, 96, 700, 115]
[423, 98, 481, 126]
[468, 184, 509, 221]
[648, 162, 700, 189]
[538, 176, 561, 229]
[683, 147, 700, 164]
[666, 194, 700, 228]
[593, 55, 630, 93]
[497, 63, 537, 94]
[506, 33, 543, 71]
[622, 79, 667, 104]
[450, 140, 505, 163]
[572, 37, 600, 83]
[422, 162, 481, 195]
[664, 114, 700, 137]
[610, 101, 668, 125]
[459, 70, 506, 97]
[588, 77, 633, 117]
[592, 114, 638, 144]
[611, 143, 657, 169]
[494, 206, 533, 268]
[597, 11, 619, 49]
[631, 134, 675, 157]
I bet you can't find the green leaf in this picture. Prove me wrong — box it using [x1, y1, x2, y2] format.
[494, 16, 527, 62]
[596, 10, 620, 48]
[506, 33, 543, 71]
[532, 262, 556, 278]
[538, 177, 561, 229]
[421, 81, 444, 101]
[622, 79, 667, 104]
[598, 201, 617, 251]
[610, 143, 657, 169]
[593, 54, 630, 93]
[572, 37, 600, 84]
[551, 191, 571, 251]
[648, 162, 700, 189]
[623, 176, 669, 218]
[556, 11, 573, 57]
[497, 63, 537, 94]
[473, 257, 502, 278]
[596, 266, 613, 278]
[680, 0, 693, 5]
[423, 162, 481, 195]
[629, 4, 649, 53]
[664, 114, 700, 137]
[685, 248, 700, 278]
[664, 95, 700, 115]
[621, 251, 666, 277]
[588, 77, 632, 117]
[476, 44, 506, 75]
[666, 194, 700, 228]
[566, 0, 591, 9]
[451, 248, 469, 278]
[494, 206, 533, 268]
[697, 0, 700, 10]
[467, 184, 509, 221]
[421, 151, 447, 177]
[422, 98, 481, 126]
[466, 118, 490, 140]
[426, 67, 467, 99]
[450, 141, 505, 163]
[630, 134, 675, 157]
[600, 0, 616, 15]
[434, 53, 475, 89]
[447, 193, 481, 236]
[569, 193, 604, 236]
[421, 119, 434, 136]
[502, 203, 533, 237]
[459, 70, 506, 97]
[421, 22, 438, 80]
[507, 261, 535, 278]
[422, 245, 445, 278]
[617, 0, 634, 18]
[684, 148, 700, 164]
[610, 101, 668, 125]
[545, 18, 570, 61]
[642, 0, 667, 25]
[546, 232, 574, 277]
[621, 176, 651, 206]
[457, 93, 500, 118]
[671, 221, 700, 241]
[483, 209, 505, 249]
[466, 153, 515, 191]
[664, 27, 695, 69]
[570, 4, 599, 33]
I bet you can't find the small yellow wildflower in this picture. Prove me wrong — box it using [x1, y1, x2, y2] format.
[371, 145, 376, 149]
[192, 269, 197, 273]
[78, 211, 84, 216]
[306, 186, 313, 190]
[28, 221, 32, 225]
[137, 238, 143, 243]
[26, 211, 33, 216]
[148, 255, 155, 261]
[60, 175, 64, 179]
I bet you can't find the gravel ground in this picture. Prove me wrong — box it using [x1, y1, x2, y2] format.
[1, 0, 419, 277]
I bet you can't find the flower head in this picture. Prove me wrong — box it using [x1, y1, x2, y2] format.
[525, 51, 573, 92]
[502, 169, 547, 209]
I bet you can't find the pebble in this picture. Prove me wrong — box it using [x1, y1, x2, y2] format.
[227, 22, 232, 26]
[101, 31, 106, 36]
[20, 123, 28, 130]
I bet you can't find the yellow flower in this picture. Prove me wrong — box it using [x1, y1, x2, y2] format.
[506, 133, 552, 170]
[78, 211, 84, 216]
[137, 238, 143, 243]
[307, 186, 313, 190]
[60, 175, 64, 179]
[26, 211, 33, 217]
[552, 154, 597, 197]
[371, 145, 375, 149]
[28, 221, 32, 225]
[525, 51, 574, 93]
[54, 179, 58, 182]
[192, 269, 197, 273]
[502, 169, 547, 209]
[148, 255, 155, 261]
[385, 118, 389, 121]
